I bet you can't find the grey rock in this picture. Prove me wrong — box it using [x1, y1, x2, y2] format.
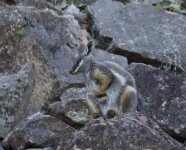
[0, 145, 4, 150]
[64, 4, 88, 27]
[0, 3, 84, 113]
[129, 63, 186, 142]
[92, 49, 128, 68]
[130, 0, 163, 5]
[0, 63, 35, 138]
[47, 0, 67, 9]
[26, 147, 54, 150]
[21, 7, 84, 89]
[45, 87, 90, 127]
[3, 113, 75, 150]
[0, 4, 56, 116]
[17, 0, 63, 15]
[88, 0, 186, 71]
[67, 0, 97, 6]
[59, 113, 182, 150]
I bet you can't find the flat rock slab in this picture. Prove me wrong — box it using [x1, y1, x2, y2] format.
[59, 113, 182, 150]
[88, 0, 186, 70]
[129, 63, 186, 142]
[92, 49, 128, 68]
[3, 113, 75, 150]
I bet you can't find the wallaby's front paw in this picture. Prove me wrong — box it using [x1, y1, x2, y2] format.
[107, 109, 116, 119]
[92, 112, 101, 119]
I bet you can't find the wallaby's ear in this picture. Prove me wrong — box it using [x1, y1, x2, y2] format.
[86, 40, 95, 55]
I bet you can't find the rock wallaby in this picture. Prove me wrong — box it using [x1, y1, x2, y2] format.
[70, 41, 138, 119]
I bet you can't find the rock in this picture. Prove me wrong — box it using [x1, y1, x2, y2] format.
[92, 49, 128, 68]
[2, 113, 75, 150]
[0, 63, 35, 138]
[182, 0, 186, 8]
[0, 4, 56, 116]
[21, 7, 84, 90]
[0, 145, 4, 150]
[0, 3, 85, 112]
[66, 0, 96, 7]
[130, 0, 163, 5]
[88, 0, 186, 71]
[26, 147, 54, 150]
[64, 4, 88, 28]
[58, 113, 182, 150]
[47, 0, 67, 9]
[17, 0, 63, 15]
[45, 87, 90, 127]
[129, 63, 186, 142]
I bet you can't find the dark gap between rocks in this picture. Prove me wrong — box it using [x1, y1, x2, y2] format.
[112, 47, 184, 75]
[47, 82, 85, 103]
[57, 114, 84, 129]
[162, 127, 185, 144]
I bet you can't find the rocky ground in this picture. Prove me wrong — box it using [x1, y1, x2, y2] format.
[0, 0, 186, 149]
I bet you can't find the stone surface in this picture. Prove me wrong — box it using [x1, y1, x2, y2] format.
[26, 147, 54, 150]
[88, 0, 186, 71]
[17, 0, 63, 15]
[0, 63, 35, 138]
[130, 0, 163, 5]
[182, 0, 186, 8]
[59, 113, 182, 150]
[47, 0, 67, 9]
[45, 87, 90, 127]
[3, 113, 75, 150]
[92, 48, 128, 68]
[0, 3, 85, 113]
[67, 0, 96, 6]
[0, 145, 4, 150]
[129, 63, 186, 142]
[64, 4, 88, 28]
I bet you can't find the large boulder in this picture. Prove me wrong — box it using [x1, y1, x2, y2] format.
[0, 2, 85, 113]
[129, 63, 186, 142]
[0, 63, 35, 138]
[2, 113, 75, 150]
[88, 0, 186, 71]
[58, 113, 182, 150]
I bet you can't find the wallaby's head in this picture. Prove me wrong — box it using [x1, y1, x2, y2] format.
[70, 41, 95, 75]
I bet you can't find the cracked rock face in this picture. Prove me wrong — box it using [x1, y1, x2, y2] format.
[58, 113, 182, 150]
[88, 0, 186, 71]
[129, 63, 186, 142]
[0, 63, 35, 138]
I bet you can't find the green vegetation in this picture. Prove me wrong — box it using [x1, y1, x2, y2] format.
[153, 0, 183, 13]
[67, 0, 76, 4]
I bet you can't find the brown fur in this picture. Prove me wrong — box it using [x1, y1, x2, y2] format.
[119, 86, 132, 112]
[92, 68, 112, 97]
[86, 94, 101, 118]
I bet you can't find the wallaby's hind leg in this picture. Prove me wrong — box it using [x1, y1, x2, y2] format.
[86, 94, 101, 118]
[119, 85, 138, 113]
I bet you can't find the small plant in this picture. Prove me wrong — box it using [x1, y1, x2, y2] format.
[153, 0, 183, 13]
[67, 0, 76, 4]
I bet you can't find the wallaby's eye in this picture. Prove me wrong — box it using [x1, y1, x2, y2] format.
[76, 59, 81, 65]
